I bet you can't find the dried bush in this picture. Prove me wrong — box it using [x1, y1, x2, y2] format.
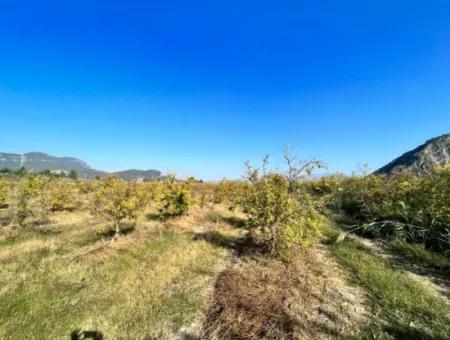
[204, 263, 296, 339]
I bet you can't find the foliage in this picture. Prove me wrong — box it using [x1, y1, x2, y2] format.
[91, 176, 149, 237]
[42, 180, 78, 212]
[310, 166, 450, 254]
[0, 178, 10, 206]
[0, 167, 27, 178]
[159, 175, 191, 217]
[77, 179, 99, 194]
[242, 155, 323, 256]
[68, 170, 78, 180]
[182, 177, 210, 208]
[213, 179, 248, 210]
[11, 174, 47, 226]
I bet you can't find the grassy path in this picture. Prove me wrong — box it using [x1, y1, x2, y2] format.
[327, 227, 450, 339]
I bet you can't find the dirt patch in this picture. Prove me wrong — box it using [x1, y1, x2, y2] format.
[304, 245, 371, 337]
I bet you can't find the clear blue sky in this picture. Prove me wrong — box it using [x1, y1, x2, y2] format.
[1, 1, 449, 180]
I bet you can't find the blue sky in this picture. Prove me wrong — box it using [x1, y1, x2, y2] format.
[1, 0, 449, 180]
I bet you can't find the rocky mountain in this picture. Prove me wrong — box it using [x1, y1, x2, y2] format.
[0, 152, 161, 180]
[375, 133, 450, 175]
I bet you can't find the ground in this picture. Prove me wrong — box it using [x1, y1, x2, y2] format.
[0, 205, 449, 339]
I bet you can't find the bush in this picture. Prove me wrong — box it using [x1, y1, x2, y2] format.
[0, 178, 10, 208]
[312, 166, 450, 254]
[43, 180, 79, 212]
[242, 155, 323, 257]
[159, 175, 190, 217]
[213, 179, 248, 211]
[11, 174, 47, 226]
[91, 176, 149, 238]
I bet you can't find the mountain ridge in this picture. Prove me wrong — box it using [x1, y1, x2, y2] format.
[375, 133, 450, 175]
[0, 151, 161, 180]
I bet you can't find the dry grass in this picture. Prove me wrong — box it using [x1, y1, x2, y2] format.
[203, 243, 371, 339]
[5, 202, 440, 339]
[204, 260, 297, 339]
[0, 205, 234, 339]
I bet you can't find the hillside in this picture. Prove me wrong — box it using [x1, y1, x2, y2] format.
[0, 152, 161, 180]
[375, 133, 450, 175]
[113, 169, 162, 181]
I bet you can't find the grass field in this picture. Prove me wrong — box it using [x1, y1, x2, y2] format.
[1, 205, 449, 339]
[0, 207, 235, 339]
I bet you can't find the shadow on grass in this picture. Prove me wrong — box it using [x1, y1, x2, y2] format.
[221, 215, 247, 229]
[179, 333, 200, 340]
[362, 323, 437, 340]
[194, 230, 270, 257]
[205, 211, 247, 229]
[193, 231, 240, 250]
[97, 223, 136, 238]
[71, 329, 103, 340]
[146, 212, 183, 222]
[386, 323, 436, 340]
[146, 212, 166, 221]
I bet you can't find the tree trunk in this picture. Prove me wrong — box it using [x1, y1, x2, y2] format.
[111, 220, 120, 243]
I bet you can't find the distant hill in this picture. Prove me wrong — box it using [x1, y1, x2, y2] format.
[375, 133, 450, 175]
[0, 152, 161, 180]
[113, 169, 162, 181]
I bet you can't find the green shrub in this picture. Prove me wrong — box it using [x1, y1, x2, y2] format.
[91, 176, 149, 238]
[0, 178, 10, 207]
[43, 180, 79, 212]
[159, 175, 190, 217]
[312, 166, 450, 254]
[11, 174, 47, 226]
[242, 156, 323, 257]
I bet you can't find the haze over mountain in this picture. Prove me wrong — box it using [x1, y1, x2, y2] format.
[0, 152, 161, 180]
[375, 134, 450, 175]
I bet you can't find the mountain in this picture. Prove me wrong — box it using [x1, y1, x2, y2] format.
[113, 169, 161, 181]
[0, 152, 161, 180]
[375, 133, 450, 175]
[0, 152, 104, 177]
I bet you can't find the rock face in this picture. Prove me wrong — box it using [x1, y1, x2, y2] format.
[0, 151, 161, 180]
[375, 133, 450, 175]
